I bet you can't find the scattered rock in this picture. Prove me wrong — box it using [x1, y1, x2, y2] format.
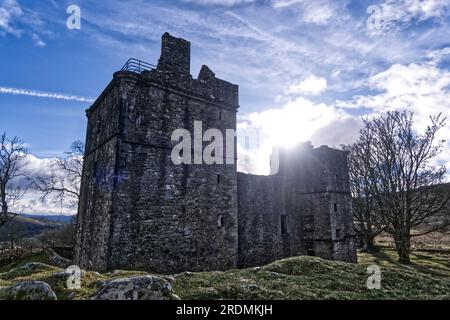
[50, 270, 70, 280]
[91, 275, 179, 300]
[45, 248, 73, 268]
[20, 262, 51, 271]
[94, 279, 108, 289]
[268, 272, 282, 278]
[0, 281, 57, 300]
[240, 284, 259, 291]
[50, 267, 85, 280]
[162, 276, 176, 284]
[170, 293, 181, 300]
[67, 292, 77, 300]
[251, 267, 261, 273]
[174, 271, 195, 278]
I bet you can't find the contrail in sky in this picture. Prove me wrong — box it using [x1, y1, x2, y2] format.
[0, 86, 95, 103]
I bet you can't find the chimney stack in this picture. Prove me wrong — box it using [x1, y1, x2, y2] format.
[157, 32, 191, 76]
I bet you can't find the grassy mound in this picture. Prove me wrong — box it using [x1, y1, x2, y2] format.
[0, 248, 448, 300]
[172, 249, 449, 300]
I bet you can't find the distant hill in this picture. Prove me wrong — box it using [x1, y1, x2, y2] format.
[0, 215, 70, 241]
[20, 214, 74, 224]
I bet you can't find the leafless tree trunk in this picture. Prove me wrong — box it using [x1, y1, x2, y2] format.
[0, 133, 28, 227]
[345, 136, 387, 252]
[31, 141, 84, 209]
[358, 111, 449, 264]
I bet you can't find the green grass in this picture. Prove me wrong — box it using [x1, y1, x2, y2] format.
[0, 248, 448, 300]
[0, 251, 52, 274]
[172, 249, 450, 300]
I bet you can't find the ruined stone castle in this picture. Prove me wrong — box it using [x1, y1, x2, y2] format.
[75, 33, 357, 273]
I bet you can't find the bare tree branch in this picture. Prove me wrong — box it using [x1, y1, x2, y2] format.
[354, 111, 449, 264]
[30, 141, 84, 209]
[0, 133, 29, 227]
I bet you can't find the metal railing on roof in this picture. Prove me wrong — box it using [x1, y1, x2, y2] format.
[121, 58, 156, 74]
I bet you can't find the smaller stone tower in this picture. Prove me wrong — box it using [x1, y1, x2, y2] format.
[237, 143, 357, 267]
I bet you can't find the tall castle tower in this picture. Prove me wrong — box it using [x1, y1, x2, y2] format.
[75, 33, 239, 273]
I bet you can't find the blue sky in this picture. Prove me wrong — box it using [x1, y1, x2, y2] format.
[1, 0, 450, 213]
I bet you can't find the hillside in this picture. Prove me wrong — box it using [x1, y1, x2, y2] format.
[20, 214, 74, 224]
[0, 215, 65, 241]
[0, 248, 448, 300]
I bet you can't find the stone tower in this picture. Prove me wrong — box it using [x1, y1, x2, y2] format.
[75, 33, 357, 273]
[75, 33, 239, 273]
[237, 143, 357, 267]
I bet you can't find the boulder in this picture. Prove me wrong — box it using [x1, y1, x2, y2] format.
[91, 275, 180, 300]
[0, 281, 57, 300]
[45, 248, 73, 268]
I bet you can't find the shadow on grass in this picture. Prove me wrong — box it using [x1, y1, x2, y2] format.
[365, 247, 450, 277]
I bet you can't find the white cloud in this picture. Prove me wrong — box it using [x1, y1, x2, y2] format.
[0, 0, 23, 36]
[237, 96, 359, 174]
[0, 86, 94, 103]
[31, 33, 46, 47]
[373, 0, 450, 32]
[8, 154, 77, 215]
[285, 75, 327, 96]
[426, 47, 450, 66]
[338, 62, 450, 173]
[271, 0, 344, 25]
[181, 0, 255, 6]
[302, 2, 334, 25]
[271, 0, 302, 9]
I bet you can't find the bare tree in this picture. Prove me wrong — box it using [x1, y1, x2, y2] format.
[0, 219, 27, 249]
[0, 133, 28, 227]
[345, 138, 386, 252]
[32, 141, 84, 208]
[359, 111, 449, 264]
[19, 237, 43, 253]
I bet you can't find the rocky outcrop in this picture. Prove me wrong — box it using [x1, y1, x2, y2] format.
[0, 262, 58, 280]
[91, 275, 180, 300]
[45, 248, 73, 268]
[0, 281, 57, 300]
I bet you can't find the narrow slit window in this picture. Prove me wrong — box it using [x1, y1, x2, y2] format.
[217, 174, 221, 185]
[218, 216, 225, 228]
[334, 203, 338, 212]
[219, 112, 222, 120]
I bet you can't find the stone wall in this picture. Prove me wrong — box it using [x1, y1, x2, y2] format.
[237, 144, 357, 268]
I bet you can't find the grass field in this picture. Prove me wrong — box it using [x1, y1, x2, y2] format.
[0, 247, 448, 300]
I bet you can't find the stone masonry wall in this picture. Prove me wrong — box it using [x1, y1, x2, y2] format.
[237, 144, 357, 268]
